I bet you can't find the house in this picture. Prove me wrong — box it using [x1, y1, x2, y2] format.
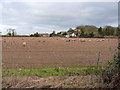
[70, 33, 76, 37]
[65, 32, 76, 38]
[65, 35, 70, 38]
[40, 33, 49, 37]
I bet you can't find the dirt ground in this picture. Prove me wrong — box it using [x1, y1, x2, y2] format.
[2, 75, 103, 88]
[2, 37, 118, 88]
[2, 37, 118, 69]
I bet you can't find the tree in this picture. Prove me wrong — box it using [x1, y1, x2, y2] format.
[116, 27, 120, 36]
[98, 27, 103, 36]
[75, 29, 80, 37]
[30, 34, 34, 37]
[7, 28, 16, 36]
[80, 29, 85, 37]
[89, 32, 94, 38]
[103, 26, 115, 36]
[62, 32, 67, 36]
[50, 30, 56, 37]
[30, 32, 40, 37]
[34, 32, 40, 37]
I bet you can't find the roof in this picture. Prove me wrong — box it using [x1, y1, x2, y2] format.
[41, 33, 49, 35]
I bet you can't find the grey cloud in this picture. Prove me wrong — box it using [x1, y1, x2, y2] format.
[0, 2, 118, 34]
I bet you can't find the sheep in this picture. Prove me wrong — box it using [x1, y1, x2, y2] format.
[23, 42, 27, 47]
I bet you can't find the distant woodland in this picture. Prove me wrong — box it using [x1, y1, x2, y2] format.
[4, 25, 120, 38]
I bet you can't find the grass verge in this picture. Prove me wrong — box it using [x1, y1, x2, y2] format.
[2, 67, 104, 77]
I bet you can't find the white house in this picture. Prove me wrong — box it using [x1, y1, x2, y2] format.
[70, 33, 76, 37]
[65, 33, 76, 38]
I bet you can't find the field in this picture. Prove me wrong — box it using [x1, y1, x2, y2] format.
[2, 37, 118, 68]
[2, 37, 118, 88]
[2, 37, 118, 69]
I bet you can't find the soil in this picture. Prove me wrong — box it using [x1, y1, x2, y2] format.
[2, 37, 118, 69]
[2, 37, 118, 88]
[2, 75, 103, 88]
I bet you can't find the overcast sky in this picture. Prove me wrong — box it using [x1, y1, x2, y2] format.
[0, 1, 118, 35]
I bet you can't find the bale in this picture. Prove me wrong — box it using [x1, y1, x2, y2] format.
[96, 40, 100, 42]
[72, 39, 76, 41]
[66, 40, 70, 42]
[23, 42, 27, 47]
[81, 39, 85, 42]
[88, 40, 92, 41]
[101, 39, 105, 41]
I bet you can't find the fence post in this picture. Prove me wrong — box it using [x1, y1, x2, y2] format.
[97, 52, 100, 66]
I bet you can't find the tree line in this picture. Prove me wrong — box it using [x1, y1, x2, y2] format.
[4, 25, 120, 38]
[49, 25, 120, 38]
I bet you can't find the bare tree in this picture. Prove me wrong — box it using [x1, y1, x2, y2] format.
[7, 28, 16, 36]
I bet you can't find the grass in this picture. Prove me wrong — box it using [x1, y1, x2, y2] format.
[2, 67, 104, 77]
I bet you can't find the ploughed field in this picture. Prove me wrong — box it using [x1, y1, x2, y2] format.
[2, 37, 118, 69]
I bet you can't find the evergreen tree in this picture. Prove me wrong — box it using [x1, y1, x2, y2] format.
[98, 27, 103, 36]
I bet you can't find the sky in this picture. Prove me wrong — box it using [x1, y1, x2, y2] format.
[0, 0, 118, 35]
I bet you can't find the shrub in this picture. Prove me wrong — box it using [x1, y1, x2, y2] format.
[102, 52, 120, 88]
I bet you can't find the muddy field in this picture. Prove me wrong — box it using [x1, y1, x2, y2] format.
[2, 37, 118, 69]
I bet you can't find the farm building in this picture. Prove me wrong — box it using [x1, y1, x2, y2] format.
[40, 33, 49, 37]
[65, 32, 77, 38]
